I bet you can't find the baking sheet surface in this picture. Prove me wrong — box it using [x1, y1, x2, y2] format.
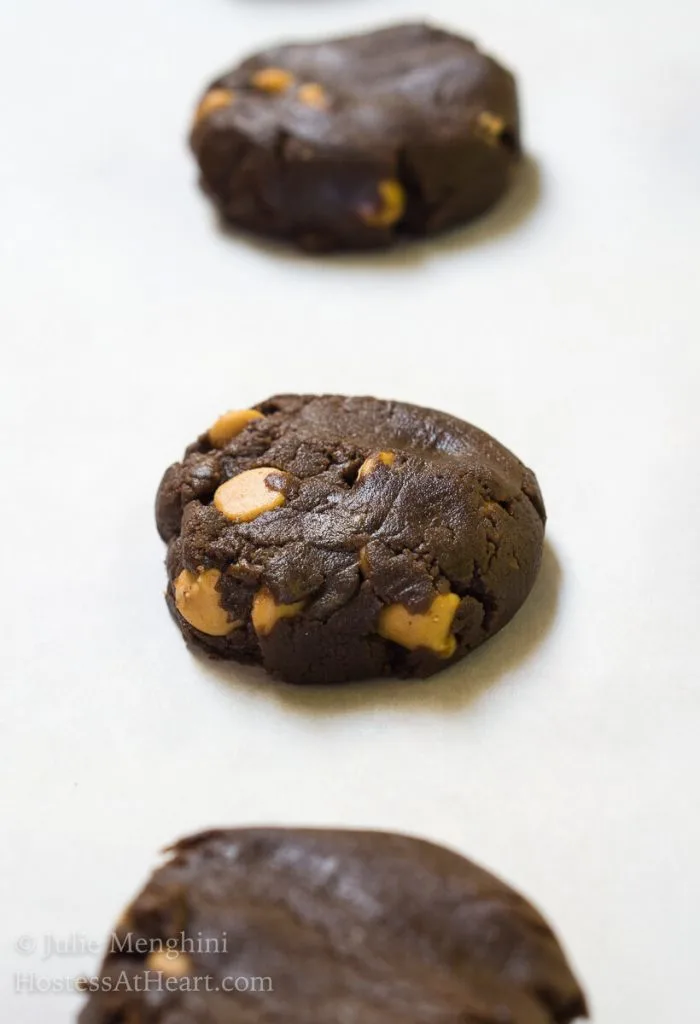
[1, 1, 699, 1020]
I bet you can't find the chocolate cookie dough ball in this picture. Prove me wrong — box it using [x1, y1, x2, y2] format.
[79, 828, 587, 1024]
[155, 395, 545, 685]
[190, 23, 521, 251]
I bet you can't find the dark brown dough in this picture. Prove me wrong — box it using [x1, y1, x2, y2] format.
[190, 23, 521, 251]
[155, 395, 545, 686]
[78, 828, 587, 1024]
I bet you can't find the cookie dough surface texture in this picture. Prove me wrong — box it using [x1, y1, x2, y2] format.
[190, 22, 521, 251]
[79, 828, 587, 1024]
[156, 394, 545, 685]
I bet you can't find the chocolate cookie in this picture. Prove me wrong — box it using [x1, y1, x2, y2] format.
[156, 395, 545, 686]
[79, 828, 587, 1024]
[190, 23, 521, 251]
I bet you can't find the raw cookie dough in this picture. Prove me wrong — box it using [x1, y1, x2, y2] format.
[156, 395, 546, 685]
[190, 23, 521, 251]
[78, 828, 588, 1024]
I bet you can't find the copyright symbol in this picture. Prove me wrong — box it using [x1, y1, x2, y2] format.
[15, 935, 36, 956]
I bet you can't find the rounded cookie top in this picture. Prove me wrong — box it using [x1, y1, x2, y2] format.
[79, 828, 587, 1024]
[156, 395, 545, 685]
[191, 23, 520, 250]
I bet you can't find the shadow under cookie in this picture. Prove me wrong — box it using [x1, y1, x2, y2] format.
[193, 539, 560, 713]
[213, 155, 541, 269]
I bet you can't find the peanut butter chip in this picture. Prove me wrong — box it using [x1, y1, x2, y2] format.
[214, 467, 286, 523]
[195, 88, 236, 124]
[358, 451, 395, 480]
[475, 111, 507, 146]
[208, 408, 264, 448]
[174, 569, 240, 637]
[359, 180, 406, 228]
[252, 587, 304, 637]
[146, 951, 193, 978]
[251, 67, 295, 94]
[378, 593, 460, 658]
[297, 82, 329, 110]
[358, 546, 371, 579]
